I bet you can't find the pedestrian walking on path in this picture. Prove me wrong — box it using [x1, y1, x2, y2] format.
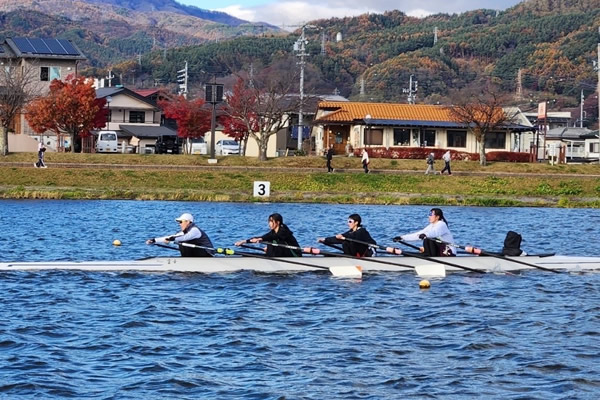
[34, 142, 47, 168]
[441, 150, 452, 175]
[425, 152, 435, 175]
[361, 149, 370, 174]
[326, 144, 334, 173]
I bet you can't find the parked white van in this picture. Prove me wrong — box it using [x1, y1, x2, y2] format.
[95, 131, 119, 153]
[190, 137, 208, 155]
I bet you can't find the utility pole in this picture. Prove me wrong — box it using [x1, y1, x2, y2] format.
[403, 75, 418, 104]
[294, 24, 316, 152]
[177, 61, 188, 98]
[516, 68, 523, 101]
[580, 89, 584, 128]
[597, 40, 600, 163]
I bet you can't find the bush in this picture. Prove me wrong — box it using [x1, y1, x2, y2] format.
[353, 146, 530, 163]
[486, 151, 530, 162]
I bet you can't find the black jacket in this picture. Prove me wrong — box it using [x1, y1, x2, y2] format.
[323, 227, 376, 257]
[259, 224, 302, 257]
[502, 231, 523, 256]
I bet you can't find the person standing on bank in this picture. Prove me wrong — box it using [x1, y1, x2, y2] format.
[425, 152, 435, 175]
[318, 213, 376, 257]
[146, 213, 214, 257]
[361, 149, 370, 173]
[441, 150, 452, 175]
[326, 144, 334, 173]
[234, 213, 302, 257]
[393, 208, 455, 256]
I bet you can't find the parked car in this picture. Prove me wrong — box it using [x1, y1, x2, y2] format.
[155, 135, 181, 154]
[216, 139, 240, 155]
[190, 137, 208, 155]
[95, 131, 118, 153]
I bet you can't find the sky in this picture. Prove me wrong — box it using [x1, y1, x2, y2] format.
[178, 0, 524, 28]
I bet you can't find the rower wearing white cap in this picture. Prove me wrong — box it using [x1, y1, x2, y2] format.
[146, 213, 214, 257]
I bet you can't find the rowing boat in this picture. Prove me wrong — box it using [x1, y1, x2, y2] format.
[1, 255, 599, 274]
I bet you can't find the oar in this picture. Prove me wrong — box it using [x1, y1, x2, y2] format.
[342, 237, 485, 275]
[151, 242, 180, 251]
[429, 238, 561, 274]
[178, 243, 362, 278]
[258, 241, 431, 276]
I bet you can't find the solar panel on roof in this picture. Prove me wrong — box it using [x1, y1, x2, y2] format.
[57, 39, 80, 56]
[13, 37, 35, 53]
[29, 38, 52, 54]
[43, 38, 68, 55]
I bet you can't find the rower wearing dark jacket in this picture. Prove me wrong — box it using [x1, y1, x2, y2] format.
[502, 231, 527, 256]
[318, 213, 376, 257]
[234, 213, 302, 257]
[146, 213, 214, 257]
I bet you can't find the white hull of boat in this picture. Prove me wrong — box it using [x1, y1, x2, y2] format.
[0, 255, 599, 274]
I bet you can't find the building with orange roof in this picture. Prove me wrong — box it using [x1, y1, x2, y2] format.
[312, 101, 533, 157]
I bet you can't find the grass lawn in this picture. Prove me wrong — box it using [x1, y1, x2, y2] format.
[1, 153, 599, 207]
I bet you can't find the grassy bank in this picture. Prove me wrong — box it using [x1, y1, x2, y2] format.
[1, 153, 600, 207]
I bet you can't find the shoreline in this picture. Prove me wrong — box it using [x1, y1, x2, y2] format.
[2, 155, 599, 208]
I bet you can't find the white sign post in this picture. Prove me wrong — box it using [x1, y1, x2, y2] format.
[253, 181, 270, 198]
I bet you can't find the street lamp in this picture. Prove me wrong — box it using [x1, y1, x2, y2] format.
[205, 81, 223, 160]
[105, 96, 112, 129]
[364, 114, 372, 147]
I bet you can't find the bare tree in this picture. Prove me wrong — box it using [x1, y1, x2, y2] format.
[0, 61, 40, 155]
[222, 72, 302, 161]
[447, 86, 518, 166]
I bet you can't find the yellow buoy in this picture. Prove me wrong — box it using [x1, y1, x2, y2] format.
[419, 279, 431, 289]
[113, 239, 122, 246]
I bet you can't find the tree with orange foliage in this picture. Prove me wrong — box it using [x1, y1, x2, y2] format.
[158, 96, 211, 154]
[26, 75, 107, 152]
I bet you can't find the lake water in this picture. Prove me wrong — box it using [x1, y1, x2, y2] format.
[1, 200, 599, 399]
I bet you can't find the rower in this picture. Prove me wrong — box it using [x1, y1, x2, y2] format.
[146, 213, 214, 257]
[393, 207, 455, 256]
[318, 213, 376, 257]
[501, 231, 527, 256]
[234, 213, 302, 257]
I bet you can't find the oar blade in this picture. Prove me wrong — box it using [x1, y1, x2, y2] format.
[415, 264, 446, 278]
[329, 265, 363, 279]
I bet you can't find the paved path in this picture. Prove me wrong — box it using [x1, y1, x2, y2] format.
[3, 161, 600, 178]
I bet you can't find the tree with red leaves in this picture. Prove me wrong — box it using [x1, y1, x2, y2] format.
[158, 96, 211, 154]
[25, 75, 107, 152]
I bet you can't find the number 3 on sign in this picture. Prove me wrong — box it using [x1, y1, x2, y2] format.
[253, 181, 270, 198]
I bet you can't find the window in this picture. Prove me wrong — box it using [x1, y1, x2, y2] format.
[40, 66, 60, 81]
[485, 132, 506, 149]
[447, 130, 467, 148]
[364, 128, 383, 146]
[50, 67, 60, 80]
[424, 129, 436, 147]
[393, 128, 411, 146]
[590, 142, 599, 153]
[129, 111, 145, 123]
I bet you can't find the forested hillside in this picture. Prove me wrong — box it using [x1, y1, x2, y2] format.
[119, 0, 600, 122]
[1, 0, 599, 123]
[0, 0, 278, 66]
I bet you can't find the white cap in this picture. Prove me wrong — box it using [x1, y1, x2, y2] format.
[175, 213, 194, 222]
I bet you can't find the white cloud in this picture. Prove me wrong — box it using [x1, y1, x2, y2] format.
[405, 8, 434, 18]
[186, 0, 523, 27]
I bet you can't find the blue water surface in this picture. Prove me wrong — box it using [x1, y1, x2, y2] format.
[0, 200, 599, 399]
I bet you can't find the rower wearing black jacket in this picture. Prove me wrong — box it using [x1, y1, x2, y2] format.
[318, 213, 376, 257]
[234, 213, 302, 257]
